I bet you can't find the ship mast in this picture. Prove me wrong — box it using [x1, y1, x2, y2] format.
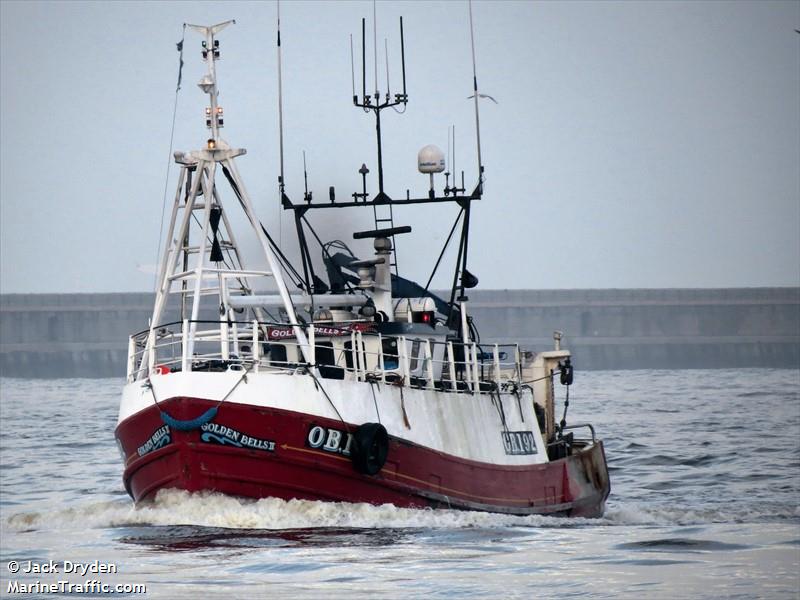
[279, 6, 486, 342]
[140, 21, 311, 376]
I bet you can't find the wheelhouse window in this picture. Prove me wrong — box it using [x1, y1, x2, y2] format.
[266, 343, 287, 366]
[408, 339, 421, 371]
[382, 337, 399, 370]
[317, 341, 344, 380]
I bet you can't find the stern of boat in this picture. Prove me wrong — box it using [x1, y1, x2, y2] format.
[563, 438, 610, 518]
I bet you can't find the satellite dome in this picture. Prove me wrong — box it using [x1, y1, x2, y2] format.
[417, 145, 445, 173]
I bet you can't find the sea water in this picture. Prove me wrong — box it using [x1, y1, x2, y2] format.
[1, 370, 798, 598]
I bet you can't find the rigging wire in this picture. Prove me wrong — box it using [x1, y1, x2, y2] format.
[520, 369, 566, 386]
[306, 368, 349, 429]
[423, 208, 464, 295]
[186, 211, 255, 319]
[146, 361, 254, 429]
[323, 239, 357, 259]
[219, 164, 306, 290]
[152, 24, 187, 294]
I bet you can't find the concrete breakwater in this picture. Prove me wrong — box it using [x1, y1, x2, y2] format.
[1, 288, 798, 378]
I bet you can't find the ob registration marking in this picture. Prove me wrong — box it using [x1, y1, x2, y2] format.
[306, 425, 354, 457]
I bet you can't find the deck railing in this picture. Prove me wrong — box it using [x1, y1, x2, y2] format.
[128, 319, 522, 394]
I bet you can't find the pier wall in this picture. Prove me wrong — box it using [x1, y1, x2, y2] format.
[467, 288, 799, 371]
[1, 288, 797, 378]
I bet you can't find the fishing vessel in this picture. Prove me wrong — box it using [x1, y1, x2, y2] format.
[116, 11, 610, 517]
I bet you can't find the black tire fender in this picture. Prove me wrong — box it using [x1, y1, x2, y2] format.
[351, 422, 389, 475]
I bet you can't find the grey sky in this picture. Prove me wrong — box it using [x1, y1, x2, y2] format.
[1, 0, 798, 294]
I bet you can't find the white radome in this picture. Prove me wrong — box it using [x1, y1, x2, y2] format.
[417, 144, 445, 173]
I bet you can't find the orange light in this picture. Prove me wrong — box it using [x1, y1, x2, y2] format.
[205, 107, 211, 115]
[217, 106, 223, 114]
[207, 138, 216, 149]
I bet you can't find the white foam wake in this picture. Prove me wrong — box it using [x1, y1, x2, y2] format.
[6, 489, 573, 531]
[603, 500, 800, 526]
[6, 491, 795, 532]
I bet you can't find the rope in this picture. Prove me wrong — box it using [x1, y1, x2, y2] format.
[146, 361, 253, 431]
[398, 382, 411, 428]
[369, 380, 381, 423]
[512, 383, 524, 422]
[152, 25, 186, 295]
[305, 367, 349, 430]
[516, 368, 574, 438]
[491, 388, 508, 432]
[520, 369, 564, 386]
[468, 316, 481, 344]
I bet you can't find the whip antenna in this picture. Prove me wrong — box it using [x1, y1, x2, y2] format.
[277, 0, 286, 193]
[362, 18, 367, 105]
[447, 125, 451, 174]
[468, 0, 483, 191]
[303, 150, 311, 202]
[453, 125, 456, 189]
[373, 0, 379, 98]
[351, 12, 410, 196]
[350, 34, 356, 100]
[276, 1, 286, 243]
[400, 17, 407, 100]
[384, 38, 390, 99]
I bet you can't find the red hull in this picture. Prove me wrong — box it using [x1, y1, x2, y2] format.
[116, 397, 610, 517]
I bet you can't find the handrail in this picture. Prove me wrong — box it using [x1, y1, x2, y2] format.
[128, 319, 523, 392]
[561, 423, 596, 443]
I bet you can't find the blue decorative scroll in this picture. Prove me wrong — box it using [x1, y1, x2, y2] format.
[200, 431, 244, 447]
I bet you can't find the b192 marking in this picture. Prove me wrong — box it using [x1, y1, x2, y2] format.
[502, 431, 538, 455]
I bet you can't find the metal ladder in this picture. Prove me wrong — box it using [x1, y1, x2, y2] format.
[372, 202, 399, 276]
